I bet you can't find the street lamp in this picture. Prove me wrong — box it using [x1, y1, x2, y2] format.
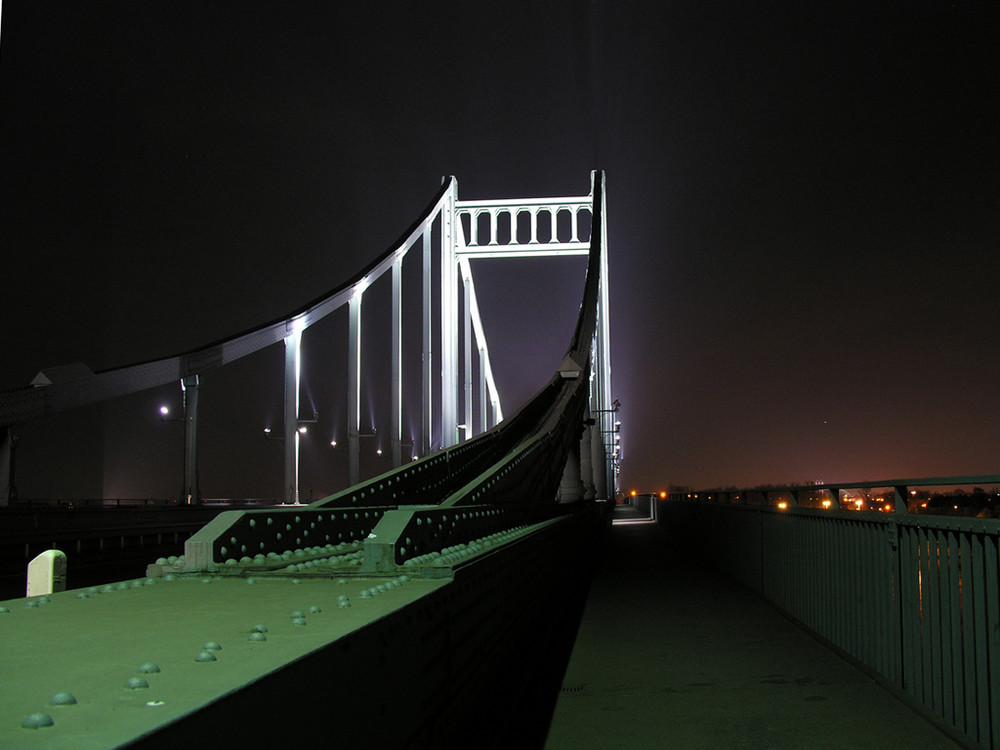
[263, 412, 319, 505]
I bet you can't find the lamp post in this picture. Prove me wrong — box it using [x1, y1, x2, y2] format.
[159, 374, 200, 505]
[264, 411, 318, 505]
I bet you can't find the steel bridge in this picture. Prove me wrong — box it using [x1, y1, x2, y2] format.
[0, 172, 616, 748]
[1, 171, 990, 749]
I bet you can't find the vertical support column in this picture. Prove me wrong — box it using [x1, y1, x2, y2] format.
[181, 375, 200, 505]
[391, 257, 403, 468]
[283, 328, 301, 504]
[440, 179, 459, 448]
[478, 347, 487, 434]
[462, 265, 473, 442]
[0, 425, 18, 507]
[593, 170, 615, 499]
[348, 293, 362, 487]
[421, 224, 432, 458]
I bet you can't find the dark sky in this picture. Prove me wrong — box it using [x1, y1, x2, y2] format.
[2, 1, 998, 498]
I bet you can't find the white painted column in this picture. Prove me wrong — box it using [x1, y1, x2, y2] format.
[391, 257, 402, 467]
[283, 329, 301, 504]
[421, 225, 432, 457]
[440, 181, 459, 447]
[348, 293, 362, 487]
[462, 265, 473, 442]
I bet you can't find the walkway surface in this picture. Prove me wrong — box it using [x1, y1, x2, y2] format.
[543, 505, 966, 750]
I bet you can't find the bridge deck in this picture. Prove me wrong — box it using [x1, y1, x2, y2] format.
[544, 505, 966, 750]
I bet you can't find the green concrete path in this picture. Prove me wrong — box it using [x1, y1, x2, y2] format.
[544, 505, 967, 750]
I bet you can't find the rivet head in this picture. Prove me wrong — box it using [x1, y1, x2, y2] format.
[126, 677, 150, 689]
[138, 663, 161, 674]
[195, 651, 217, 662]
[48, 692, 77, 706]
[203, 641, 222, 651]
[252, 624, 269, 633]
[248, 632, 267, 642]
[292, 617, 307, 626]
[21, 712, 55, 729]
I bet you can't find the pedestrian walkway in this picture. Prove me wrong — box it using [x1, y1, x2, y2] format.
[543, 505, 966, 749]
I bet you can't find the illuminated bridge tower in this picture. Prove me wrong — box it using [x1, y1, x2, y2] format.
[0, 172, 616, 505]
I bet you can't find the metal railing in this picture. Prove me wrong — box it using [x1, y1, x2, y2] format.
[663, 474, 1000, 749]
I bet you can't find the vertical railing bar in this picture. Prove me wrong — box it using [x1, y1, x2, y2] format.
[852, 520, 864, 662]
[876, 521, 890, 679]
[920, 528, 936, 712]
[903, 525, 923, 702]
[822, 518, 833, 641]
[872, 521, 888, 677]
[862, 521, 877, 669]
[948, 529, 965, 735]
[814, 517, 824, 633]
[972, 531, 990, 746]
[931, 529, 946, 717]
[984, 533, 1000, 750]
[890, 520, 903, 686]
[961, 531, 978, 738]
[939, 528, 955, 726]
[833, 520, 845, 649]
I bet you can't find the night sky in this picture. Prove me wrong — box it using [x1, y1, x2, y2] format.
[1, 2, 998, 499]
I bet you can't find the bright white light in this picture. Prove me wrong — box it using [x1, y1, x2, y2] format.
[376, 449, 383, 456]
[263, 427, 271, 434]
[330, 440, 337, 447]
[160, 406, 169, 416]
[298, 425, 308, 434]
